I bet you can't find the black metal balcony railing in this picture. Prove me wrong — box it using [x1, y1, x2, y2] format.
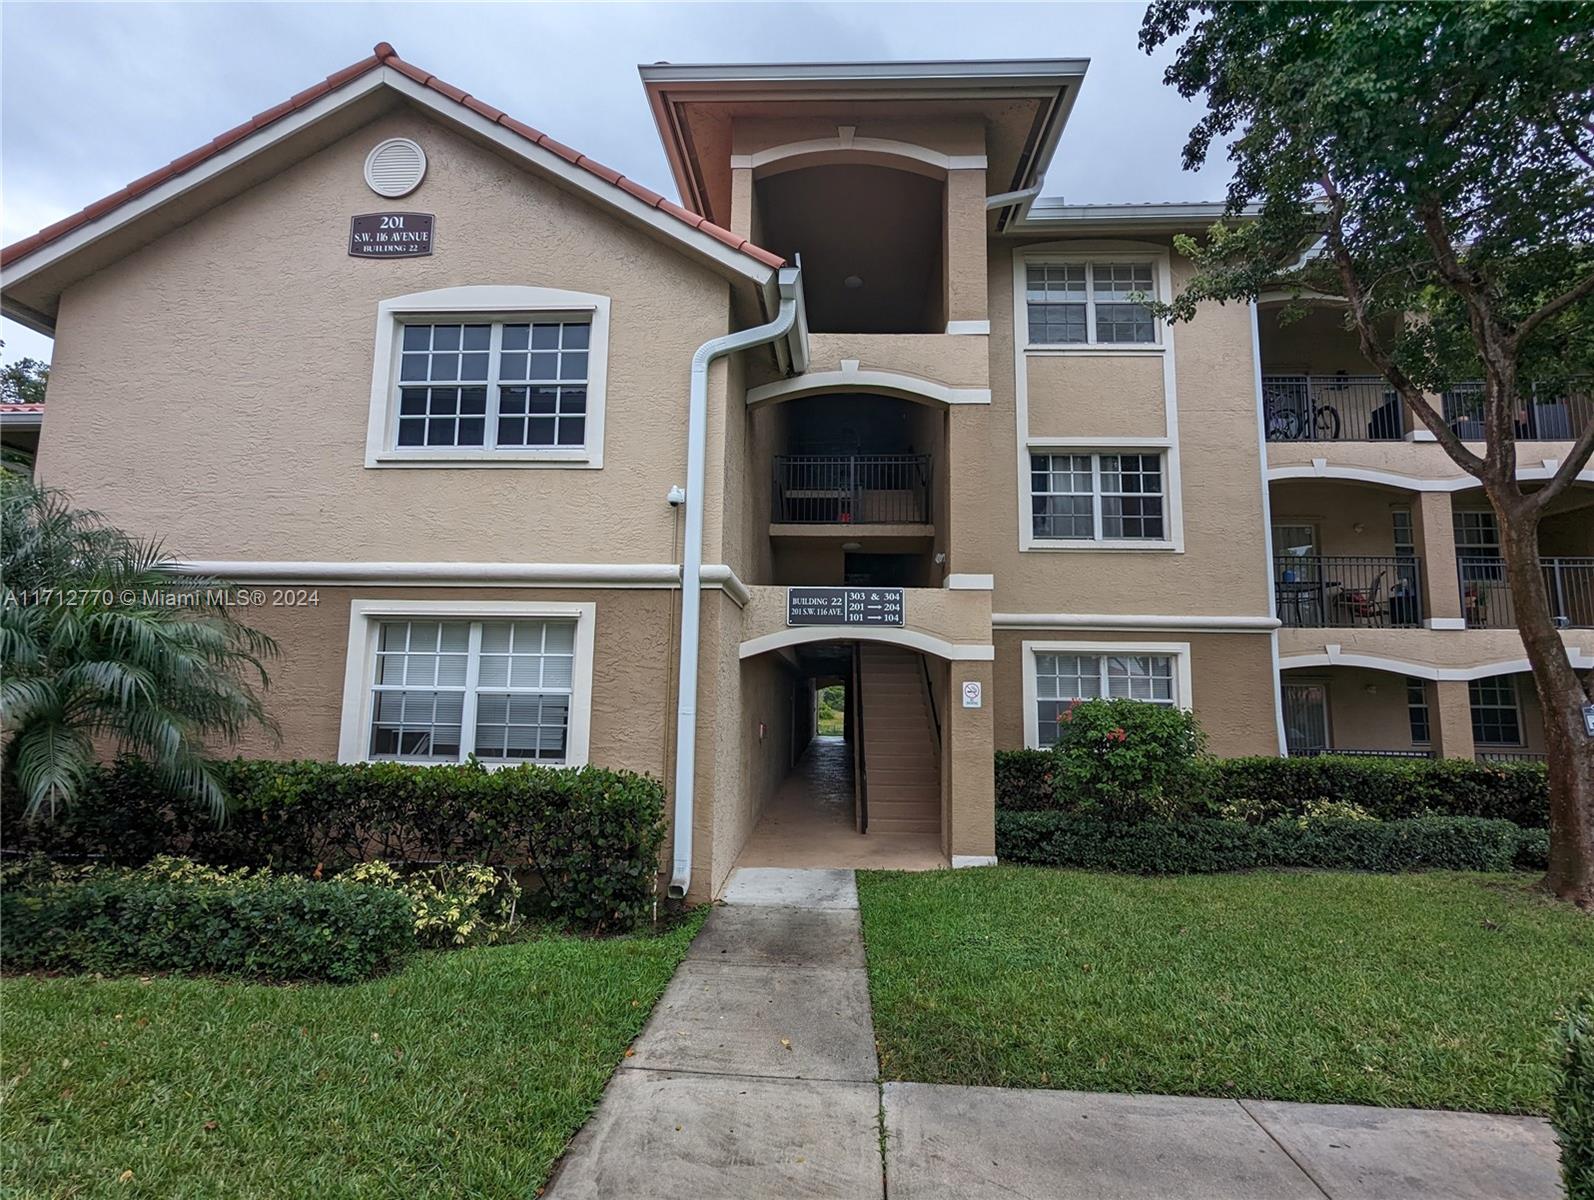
[1290, 747, 1437, 760]
[1442, 379, 1594, 442]
[1274, 555, 1424, 628]
[1263, 375, 1405, 442]
[773, 454, 932, 525]
[1263, 374, 1593, 443]
[1459, 557, 1594, 629]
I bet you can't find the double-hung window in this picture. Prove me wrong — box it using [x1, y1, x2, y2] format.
[1026, 260, 1157, 346]
[1468, 677, 1521, 747]
[1031, 452, 1166, 542]
[368, 287, 610, 468]
[369, 617, 577, 764]
[397, 319, 590, 450]
[1033, 651, 1177, 747]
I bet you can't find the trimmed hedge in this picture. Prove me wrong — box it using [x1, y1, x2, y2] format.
[994, 748, 1549, 827]
[996, 811, 1546, 875]
[0, 873, 413, 983]
[1557, 997, 1594, 1200]
[1, 756, 667, 932]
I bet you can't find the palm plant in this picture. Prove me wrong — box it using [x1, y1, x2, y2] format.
[0, 475, 278, 820]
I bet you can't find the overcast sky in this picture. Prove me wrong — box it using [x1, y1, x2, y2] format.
[0, 1, 1231, 365]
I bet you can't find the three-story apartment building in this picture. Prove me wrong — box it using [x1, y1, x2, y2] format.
[5, 45, 1590, 898]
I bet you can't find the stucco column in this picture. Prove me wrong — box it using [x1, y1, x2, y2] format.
[943, 659, 996, 863]
[945, 405, 992, 577]
[1431, 679, 1477, 760]
[728, 166, 756, 241]
[1412, 490, 1464, 626]
[943, 169, 988, 326]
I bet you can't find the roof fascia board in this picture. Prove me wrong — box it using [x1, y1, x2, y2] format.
[638, 59, 1089, 86]
[3, 65, 774, 314]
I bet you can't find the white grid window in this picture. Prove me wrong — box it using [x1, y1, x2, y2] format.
[1469, 676, 1521, 747]
[370, 618, 577, 763]
[1034, 652, 1175, 746]
[396, 319, 590, 452]
[1031, 452, 1165, 542]
[1026, 260, 1158, 346]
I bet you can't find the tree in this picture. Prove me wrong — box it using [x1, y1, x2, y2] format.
[0, 475, 278, 820]
[0, 341, 49, 406]
[1140, 1, 1594, 903]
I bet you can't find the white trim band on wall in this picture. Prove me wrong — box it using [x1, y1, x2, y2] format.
[165, 560, 751, 602]
[1279, 647, 1594, 680]
[747, 366, 991, 407]
[994, 612, 1280, 632]
[740, 626, 995, 662]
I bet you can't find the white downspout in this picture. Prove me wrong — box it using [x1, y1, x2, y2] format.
[669, 265, 803, 899]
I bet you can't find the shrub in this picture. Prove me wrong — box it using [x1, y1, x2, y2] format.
[0, 869, 413, 983]
[2, 756, 667, 932]
[996, 811, 1530, 875]
[339, 860, 521, 947]
[995, 748, 1549, 827]
[1048, 699, 1207, 821]
[995, 750, 1055, 811]
[1556, 997, 1594, 1200]
[1202, 755, 1548, 826]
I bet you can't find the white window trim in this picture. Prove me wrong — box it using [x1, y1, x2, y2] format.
[1022, 441, 1183, 552]
[1011, 242, 1185, 555]
[1021, 639, 1193, 749]
[338, 598, 597, 766]
[364, 285, 611, 469]
[1020, 251, 1168, 352]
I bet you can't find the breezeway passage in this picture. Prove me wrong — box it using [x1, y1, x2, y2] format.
[543, 868, 1562, 1199]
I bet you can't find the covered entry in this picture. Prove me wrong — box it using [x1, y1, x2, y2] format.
[737, 639, 949, 870]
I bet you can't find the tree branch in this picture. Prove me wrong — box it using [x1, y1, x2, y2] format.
[1528, 405, 1594, 514]
[1513, 270, 1594, 349]
[1318, 178, 1487, 475]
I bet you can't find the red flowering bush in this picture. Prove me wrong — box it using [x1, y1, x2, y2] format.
[1050, 698, 1207, 822]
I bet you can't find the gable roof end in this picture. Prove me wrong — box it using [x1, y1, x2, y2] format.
[0, 42, 783, 287]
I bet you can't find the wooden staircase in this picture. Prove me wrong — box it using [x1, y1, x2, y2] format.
[858, 644, 940, 835]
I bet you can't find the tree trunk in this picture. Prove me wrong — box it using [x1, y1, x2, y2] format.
[1495, 493, 1594, 906]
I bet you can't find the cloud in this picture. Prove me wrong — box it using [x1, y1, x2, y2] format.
[0, 1, 1228, 364]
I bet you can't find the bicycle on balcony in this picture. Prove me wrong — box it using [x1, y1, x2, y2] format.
[1263, 381, 1342, 441]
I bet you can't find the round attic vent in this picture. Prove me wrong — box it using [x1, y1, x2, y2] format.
[363, 138, 427, 198]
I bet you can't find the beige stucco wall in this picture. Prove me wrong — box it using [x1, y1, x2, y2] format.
[1266, 439, 1586, 482]
[739, 585, 992, 653]
[224, 585, 678, 773]
[991, 629, 1279, 758]
[799, 333, 989, 389]
[36, 109, 734, 565]
[1025, 354, 1166, 440]
[985, 239, 1275, 619]
[1278, 626, 1594, 673]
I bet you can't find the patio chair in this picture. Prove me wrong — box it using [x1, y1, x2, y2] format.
[1332, 571, 1386, 627]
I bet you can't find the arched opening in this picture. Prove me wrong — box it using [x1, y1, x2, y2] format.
[757, 391, 947, 587]
[755, 163, 945, 333]
[736, 637, 950, 872]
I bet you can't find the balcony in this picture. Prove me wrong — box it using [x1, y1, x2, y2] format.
[1441, 380, 1593, 442]
[1274, 555, 1424, 628]
[772, 454, 932, 525]
[1459, 557, 1594, 629]
[1263, 374, 1594, 444]
[1263, 375, 1404, 442]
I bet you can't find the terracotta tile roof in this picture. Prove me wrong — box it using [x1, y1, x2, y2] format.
[1, 42, 783, 272]
[0, 404, 47, 415]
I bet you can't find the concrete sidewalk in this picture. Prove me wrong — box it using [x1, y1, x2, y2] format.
[544, 867, 1563, 1200]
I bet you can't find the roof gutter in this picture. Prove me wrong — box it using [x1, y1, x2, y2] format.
[669, 264, 804, 899]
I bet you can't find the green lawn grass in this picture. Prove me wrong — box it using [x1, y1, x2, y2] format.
[858, 867, 1592, 1114]
[1, 913, 702, 1199]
